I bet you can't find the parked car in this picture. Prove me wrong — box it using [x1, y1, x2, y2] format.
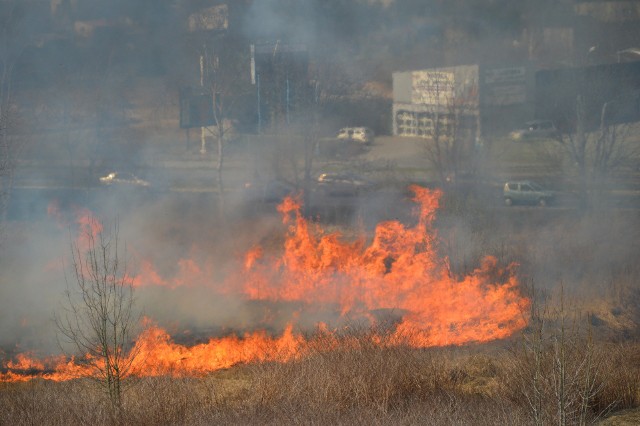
[509, 120, 558, 141]
[336, 127, 374, 144]
[337, 127, 354, 141]
[351, 127, 375, 144]
[99, 171, 150, 188]
[503, 180, 556, 206]
[316, 172, 375, 196]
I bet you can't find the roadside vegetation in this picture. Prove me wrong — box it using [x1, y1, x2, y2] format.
[1, 325, 639, 425]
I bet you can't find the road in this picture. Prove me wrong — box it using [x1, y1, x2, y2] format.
[10, 134, 640, 221]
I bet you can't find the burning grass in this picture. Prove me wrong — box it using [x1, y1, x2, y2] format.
[2, 185, 640, 423]
[1, 185, 531, 383]
[1, 334, 639, 425]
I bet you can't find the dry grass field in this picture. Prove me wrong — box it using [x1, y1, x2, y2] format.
[1, 333, 639, 425]
[3, 179, 640, 425]
[4, 113, 640, 424]
[2, 202, 640, 425]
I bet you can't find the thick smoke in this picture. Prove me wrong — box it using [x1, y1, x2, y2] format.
[2, 0, 639, 359]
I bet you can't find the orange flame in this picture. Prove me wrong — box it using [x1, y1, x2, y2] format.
[74, 208, 103, 253]
[1, 323, 305, 381]
[239, 185, 528, 346]
[0, 352, 94, 382]
[2, 186, 529, 382]
[129, 323, 304, 376]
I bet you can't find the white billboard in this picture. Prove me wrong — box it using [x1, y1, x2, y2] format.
[188, 5, 228, 32]
[411, 71, 455, 105]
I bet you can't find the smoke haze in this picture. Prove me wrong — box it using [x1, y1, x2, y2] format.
[1, 0, 639, 358]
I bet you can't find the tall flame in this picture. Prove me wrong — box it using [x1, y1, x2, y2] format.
[1, 186, 529, 382]
[238, 185, 528, 346]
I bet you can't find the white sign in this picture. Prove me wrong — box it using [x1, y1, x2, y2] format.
[412, 71, 455, 105]
[188, 5, 228, 32]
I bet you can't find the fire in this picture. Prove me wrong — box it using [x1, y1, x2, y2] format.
[239, 185, 528, 346]
[0, 352, 94, 382]
[0, 323, 305, 382]
[129, 323, 304, 376]
[1, 186, 530, 382]
[74, 208, 103, 252]
[47, 201, 104, 252]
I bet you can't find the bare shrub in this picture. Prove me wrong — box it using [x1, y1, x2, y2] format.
[248, 330, 446, 414]
[242, 328, 531, 425]
[502, 286, 618, 425]
[595, 342, 640, 412]
[3, 333, 637, 425]
[2, 315, 638, 425]
[55, 218, 140, 415]
[0, 373, 527, 426]
[0, 379, 110, 425]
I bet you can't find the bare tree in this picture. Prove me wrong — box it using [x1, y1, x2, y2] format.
[422, 76, 478, 187]
[205, 87, 234, 222]
[56, 218, 140, 413]
[506, 284, 613, 425]
[553, 95, 640, 209]
[273, 58, 362, 214]
[270, 78, 323, 215]
[199, 41, 250, 221]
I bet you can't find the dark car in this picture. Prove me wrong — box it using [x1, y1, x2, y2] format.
[316, 172, 374, 196]
[503, 180, 556, 206]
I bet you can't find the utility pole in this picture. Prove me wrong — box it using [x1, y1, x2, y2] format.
[200, 51, 207, 155]
[257, 73, 261, 133]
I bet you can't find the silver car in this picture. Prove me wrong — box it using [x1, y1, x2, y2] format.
[99, 172, 150, 188]
[503, 181, 555, 206]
